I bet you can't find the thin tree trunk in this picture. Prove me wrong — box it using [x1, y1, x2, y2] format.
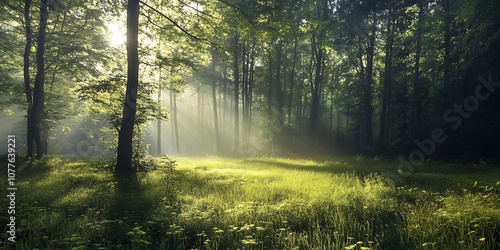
[211, 50, 221, 154]
[116, 0, 140, 172]
[247, 40, 255, 143]
[156, 14, 163, 156]
[329, 88, 334, 138]
[276, 40, 284, 126]
[173, 88, 179, 154]
[233, 30, 240, 152]
[241, 41, 248, 143]
[336, 99, 340, 133]
[198, 88, 203, 139]
[357, 47, 365, 151]
[442, 0, 452, 107]
[363, 14, 377, 149]
[222, 63, 228, 135]
[288, 38, 298, 125]
[267, 47, 274, 146]
[170, 82, 175, 152]
[157, 65, 162, 156]
[410, 0, 424, 141]
[380, 12, 394, 146]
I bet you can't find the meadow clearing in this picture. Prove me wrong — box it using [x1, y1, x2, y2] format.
[1, 156, 499, 249]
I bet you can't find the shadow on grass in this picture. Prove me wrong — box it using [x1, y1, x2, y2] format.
[101, 171, 156, 248]
[110, 172, 152, 222]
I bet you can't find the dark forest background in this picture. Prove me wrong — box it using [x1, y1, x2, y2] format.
[1, 0, 499, 162]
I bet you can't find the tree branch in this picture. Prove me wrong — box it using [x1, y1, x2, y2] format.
[138, 0, 223, 50]
[216, 0, 253, 25]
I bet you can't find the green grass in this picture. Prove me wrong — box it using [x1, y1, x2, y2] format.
[1, 156, 499, 249]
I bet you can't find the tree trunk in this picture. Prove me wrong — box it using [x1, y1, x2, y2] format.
[410, 0, 424, 141]
[363, 14, 377, 149]
[442, 0, 452, 107]
[211, 50, 221, 154]
[116, 0, 140, 172]
[233, 30, 240, 153]
[24, 0, 33, 159]
[157, 65, 162, 156]
[336, 99, 341, 133]
[380, 12, 394, 146]
[247, 39, 255, 143]
[357, 46, 365, 151]
[222, 62, 228, 135]
[276, 40, 284, 126]
[173, 88, 180, 154]
[31, 0, 48, 159]
[329, 87, 334, 137]
[287, 38, 298, 125]
[170, 82, 175, 152]
[267, 48, 274, 147]
[198, 87, 203, 139]
[241, 41, 248, 143]
[310, 35, 323, 138]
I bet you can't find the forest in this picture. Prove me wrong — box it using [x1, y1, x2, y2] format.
[1, 0, 500, 249]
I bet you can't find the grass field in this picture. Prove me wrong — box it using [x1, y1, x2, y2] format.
[1, 156, 499, 249]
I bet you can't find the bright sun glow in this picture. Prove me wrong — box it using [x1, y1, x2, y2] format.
[107, 21, 126, 47]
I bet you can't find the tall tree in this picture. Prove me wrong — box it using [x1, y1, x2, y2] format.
[441, 0, 452, 107]
[116, 0, 140, 172]
[379, 8, 395, 146]
[23, 0, 33, 158]
[30, 0, 48, 159]
[287, 37, 299, 125]
[410, 0, 425, 141]
[362, 13, 377, 148]
[310, 33, 324, 137]
[211, 49, 221, 154]
[232, 29, 240, 153]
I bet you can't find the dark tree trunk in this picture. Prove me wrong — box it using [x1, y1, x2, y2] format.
[287, 38, 298, 125]
[276, 40, 284, 126]
[241, 38, 255, 144]
[363, 14, 377, 149]
[380, 12, 394, 146]
[442, 0, 452, 107]
[24, 0, 33, 159]
[116, 0, 140, 172]
[267, 47, 274, 152]
[329, 87, 334, 137]
[357, 46, 365, 151]
[247, 39, 255, 142]
[410, 0, 424, 141]
[310, 35, 323, 137]
[336, 99, 341, 133]
[31, 0, 48, 159]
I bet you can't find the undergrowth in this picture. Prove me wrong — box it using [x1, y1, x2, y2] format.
[0, 156, 498, 249]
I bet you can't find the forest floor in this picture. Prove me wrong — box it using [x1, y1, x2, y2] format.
[1, 156, 500, 249]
